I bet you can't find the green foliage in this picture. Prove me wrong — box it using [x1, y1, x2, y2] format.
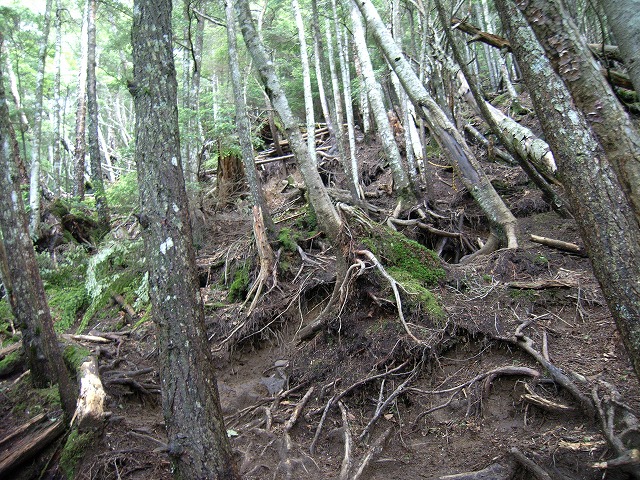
[228, 265, 250, 302]
[106, 172, 139, 215]
[277, 227, 300, 252]
[60, 429, 95, 479]
[0, 299, 13, 338]
[63, 344, 90, 370]
[78, 239, 147, 333]
[38, 246, 91, 333]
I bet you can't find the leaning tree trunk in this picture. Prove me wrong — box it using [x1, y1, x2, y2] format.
[347, 0, 411, 198]
[223, 0, 274, 236]
[0, 44, 75, 417]
[28, 0, 54, 238]
[515, 0, 640, 227]
[354, 0, 518, 253]
[599, 0, 640, 96]
[86, 0, 109, 230]
[74, 0, 89, 199]
[495, 0, 640, 385]
[235, 0, 343, 244]
[130, 1, 239, 478]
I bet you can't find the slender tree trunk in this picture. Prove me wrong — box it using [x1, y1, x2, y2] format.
[28, 0, 54, 238]
[131, 1, 238, 477]
[235, 0, 343, 243]
[87, 0, 109, 230]
[53, 1, 62, 195]
[495, 0, 640, 385]
[347, 0, 411, 197]
[599, 0, 640, 96]
[355, 0, 518, 252]
[332, 0, 361, 199]
[515, 0, 640, 226]
[74, 0, 89, 199]
[292, 0, 316, 162]
[311, 0, 336, 139]
[0, 42, 75, 417]
[223, 0, 275, 236]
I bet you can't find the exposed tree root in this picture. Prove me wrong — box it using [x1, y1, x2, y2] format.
[338, 401, 352, 480]
[351, 426, 392, 480]
[509, 448, 552, 480]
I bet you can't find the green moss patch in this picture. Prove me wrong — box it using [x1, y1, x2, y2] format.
[63, 345, 90, 371]
[60, 429, 96, 479]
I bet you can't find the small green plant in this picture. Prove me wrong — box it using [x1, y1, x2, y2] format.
[277, 227, 300, 252]
[228, 265, 250, 302]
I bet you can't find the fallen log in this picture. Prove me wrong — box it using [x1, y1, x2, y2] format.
[0, 417, 65, 477]
[71, 356, 106, 431]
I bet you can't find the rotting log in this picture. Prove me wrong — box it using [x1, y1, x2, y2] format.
[71, 356, 105, 431]
[0, 417, 65, 477]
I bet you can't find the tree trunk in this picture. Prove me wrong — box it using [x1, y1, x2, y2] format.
[0, 41, 75, 418]
[236, 0, 343, 242]
[28, 0, 54, 238]
[292, 0, 316, 162]
[131, 1, 238, 477]
[495, 0, 640, 385]
[311, 0, 336, 139]
[74, 0, 89, 199]
[52, 1, 62, 195]
[223, 0, 275, 236]
[599, 0, 640, 96]
[515, 0, 640, 227]
[354, 0, 518, 251]
[347, 0, 411, 197]
[86, 0, 109, 230]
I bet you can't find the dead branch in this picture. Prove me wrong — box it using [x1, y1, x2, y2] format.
[0, 413, 47, 451]
[0, 341, 21, 361]
[508, 319, 595, 418]
[530, 234, 586, 256]
[510, 448, 552, 480]
[62, 334, 112, 344]
[439, 461, 516, 479]
[112, 294, 136, 323]
[351, 426, 392, 480]
[521, 384, 574, 413]
[507, 278, 577, 289]
[338, 401, 352, 480]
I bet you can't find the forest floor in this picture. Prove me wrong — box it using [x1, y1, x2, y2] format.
[1, 108, 640, 479]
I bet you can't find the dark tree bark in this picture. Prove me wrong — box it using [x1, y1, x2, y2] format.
[515, 0, 640, 227]
[131, 1, 239, 478]
[0, 36, 75, 417]
[599, 0, 640, 96]
[86, 0, 109, 230]
[495, 0, 640, 384]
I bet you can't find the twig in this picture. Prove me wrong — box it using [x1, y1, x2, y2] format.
[338, 401, 352, 480]
[510, 448, 553, 480]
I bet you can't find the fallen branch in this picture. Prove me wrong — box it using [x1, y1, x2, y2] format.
[439, 461, 516, 479]
[530, 234, 586, 256]
[510, 448, 553, 480]
[112, 294, 136, 323]
[351, 426, 392, 480]
[338, 401, 353, 480]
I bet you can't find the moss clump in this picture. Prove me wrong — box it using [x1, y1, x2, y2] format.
[362, 227, 445, 286]
[278, 227, 300, 252]
[0, 350, 22, 376]
[228, 266, 250, 302]
[63, 345, 90, 371]
[49, 285, 89, 333]
[388, 267, 445, 322]
[60, 429, 95, 479]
